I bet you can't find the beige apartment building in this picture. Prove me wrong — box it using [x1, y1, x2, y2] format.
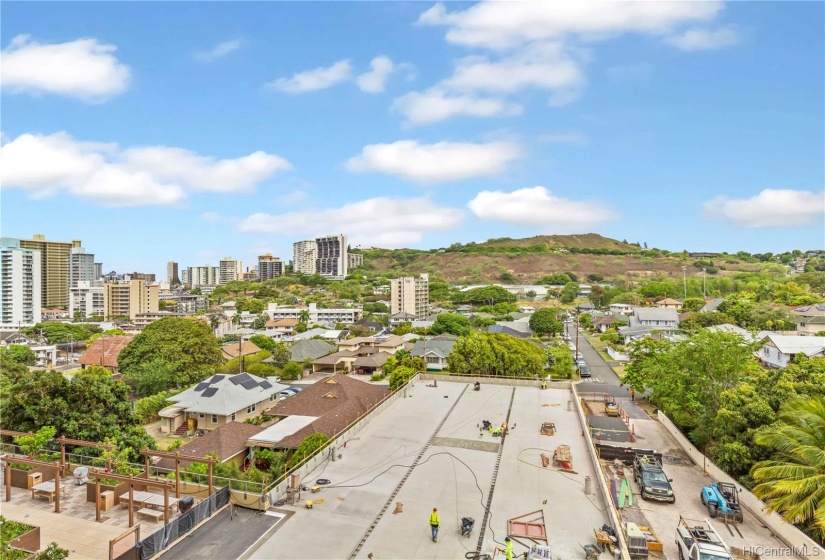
[103, 279, 159, 320]
[19, 234, 79, 309]
[390, 273, 430, 320]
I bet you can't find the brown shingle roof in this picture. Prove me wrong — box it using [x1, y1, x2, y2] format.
[221, 340, 262, 360]
[77, 335, 134, 369]
[155, 422, 264, 470]
[266, 318, 299, 328]
[267, 375, 390, 448]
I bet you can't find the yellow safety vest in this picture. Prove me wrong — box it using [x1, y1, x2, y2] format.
[505, 540, 514, 559]
[430, 512, 440, 526]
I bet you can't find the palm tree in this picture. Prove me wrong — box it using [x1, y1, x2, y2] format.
[751, 397, 825, 543]
[298, 309, 310, 324]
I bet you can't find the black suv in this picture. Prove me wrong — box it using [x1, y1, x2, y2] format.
[633, 454, 675, 503]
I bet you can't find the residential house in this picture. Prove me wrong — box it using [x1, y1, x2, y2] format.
[608, 303, 634, 315]
[263, 339, 335, 367]
[41, 309, 69, 320]
[337, 335, 406, 354]
[700, 298, 725, 313]
[592, 314, 629, 334]
[706, 324, 758, 342]
[265, 318, 299, 339]
[159, 372, 288, 433]
[388, 311, 416, 327]
[488, 321, 534, 339]
[220, 340, 262, 361]
[578, 284, 592, 297]
[134, 311, 186, 329]
[154, 422, 264, 471]
[247, 375, 390, 452]
[284, 328, 348, 343]
[617, 307, 680, 343]
[351, 318, 384, 334]
[757, 334, 825, 369]
[791, 304, 825, 336]
[656, 298, 683, 310]
[77, 335, 134, 373]
[576, 303, 596, 313]
[456, 305, 473, 315]
[410, 334, 458, 371]
[0, 332, 57, 367]
[266, 302, 362, 326]
[518, 306, 535, 314]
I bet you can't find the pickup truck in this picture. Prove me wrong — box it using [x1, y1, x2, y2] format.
[675, 519, 733, 560]
[633, 454, 675, 503]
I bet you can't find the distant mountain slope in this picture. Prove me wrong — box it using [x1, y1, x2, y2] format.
[354, 234, 762, 284]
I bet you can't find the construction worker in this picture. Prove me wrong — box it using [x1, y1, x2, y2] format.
[541, 379, 547, 390]
[429, 507, 440, 542]
[630, 390, 636, 401]
[501, 421, 508, 435]
[504, 536, 514, 560]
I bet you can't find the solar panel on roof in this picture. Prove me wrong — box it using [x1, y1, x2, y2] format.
[230, 373, 252, 385]
[210, 374, 225, 383]
[194, 382, 209, 392]
[202, 387, 218, 397]
[240, 380, 258, 390]
[259, 380, 272, 389]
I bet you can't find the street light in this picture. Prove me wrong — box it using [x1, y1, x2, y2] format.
[681, 267, 687, 299]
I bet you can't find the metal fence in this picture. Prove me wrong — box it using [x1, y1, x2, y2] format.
[138, 486, 230, 560]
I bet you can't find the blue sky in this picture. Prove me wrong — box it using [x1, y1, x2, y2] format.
[2, 1, 823, 276]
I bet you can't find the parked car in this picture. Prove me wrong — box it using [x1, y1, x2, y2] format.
[579, 364, 591, 378]
[633, 454, 675, 503]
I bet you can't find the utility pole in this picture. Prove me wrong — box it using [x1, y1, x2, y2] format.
[682, 266, 687, 299]
[575, 304, 580, 377]
[702, 268, 707, 299]
[239, 336, 244, 374]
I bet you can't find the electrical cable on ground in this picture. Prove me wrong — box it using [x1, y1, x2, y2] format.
[516, 448, 609, 513]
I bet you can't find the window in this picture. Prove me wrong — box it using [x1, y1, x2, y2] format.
[270, 393, 278, 402]
[231, 412, 236, 421]
[199, 413, 205, 419]
[247, 404, 256, 414]
[211, 415, 218, 424]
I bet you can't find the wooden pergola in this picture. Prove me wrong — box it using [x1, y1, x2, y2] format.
[88, 470, 176, 526]
[140, 449, 218, 498]
[0, 430, 114, 475]
[1, 454, 63, 513]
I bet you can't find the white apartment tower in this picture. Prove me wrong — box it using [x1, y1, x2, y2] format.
[69, 245, 96, 289]
[0, 238, 42, 326]
[391, 273, 430, 320]
[219, 257, 244, 285]
[292, 240, 318, 275]
[187, 265, 219, 287]
[69, 280, 104, 320]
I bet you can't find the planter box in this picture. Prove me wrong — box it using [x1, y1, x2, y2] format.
[9, 525, 40, 555]
[86, 481, 127, 503]
[8, 467, 53, 490]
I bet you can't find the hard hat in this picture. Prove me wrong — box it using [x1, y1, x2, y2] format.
[505, 537, 511, 542]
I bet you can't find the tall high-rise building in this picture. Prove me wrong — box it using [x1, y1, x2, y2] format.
[167, 261, 180, 286]
[19, 234, 78, 309]
[258, 254, 284, 281]
[181, 268, 189, 285]
[127, 272, 156, 282]
[70, 280, 104, 320]
[292, 240, 318, 275]
[0, 238, 42, 326]
[93, 262, 103, 280]
[69, 245, 96, 290]
[316, 234, 348, 279]
[391, 273, 430, 320]
[348, 253, 364, 270]
[219, 257, 244, 285]
[103, 279, 159, 320]
[187, 265, 219, 287]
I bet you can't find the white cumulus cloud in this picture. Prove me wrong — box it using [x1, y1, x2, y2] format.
[268, 60, 352, 93]
[357, 56, 395, 93]
[1, 35, 131, 101]
[346, 140, 522, 183]
[666, 26, 742, 51]
[703, 189, 825, 228]
[468, 186, 618, 232]
[238, 196, 465, 247]
[0, 132, 292, 207]
[393, 89, 522, 125]
[417, 1, 723, 50]
[195, 39, 243, 62]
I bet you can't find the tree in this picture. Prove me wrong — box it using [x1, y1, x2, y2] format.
[588, 285, 605, 307]
[118, 317, 221, 390]
[430, 313, 471, 337]
[578, 313, 593, 329]
[249, 335, 277, 352]
[499, 272, 518, 283]
[447, 332, 546, 378]
[546, 345, 574, 378]
[290, 433, 330, 468]
[125, 358, 178, 397]
[537, 273, 575, 286]
[298, 309, 310, 324]
[23, 322, 101, 344]
[560, 282, 578, 304]
[680, 311, 735, 330]
[252, 315, 268, 330]
[681, 297, 706, 313]
[458, 286, 516, 306]
[268, 343, 291, 365]
[751, 397, 825, 543]
[389, 365, 415, 390]
[15, 426, 56, 458]
[529, 308, 563, 337]
[208, 314, 222, 330]
[281, 362, 304, 380]
[2, 345, 35, 365]
[525, 290, 537, 300]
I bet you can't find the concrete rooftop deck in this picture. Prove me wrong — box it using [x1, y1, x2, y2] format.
[246, 379, 608, 560]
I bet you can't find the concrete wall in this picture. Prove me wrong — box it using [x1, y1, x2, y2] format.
[267, 375, 421, 503]
[420, 373, 571, 390]
[607, 347, 630, 362]
[657, 411, 821, 559]
[573, 383, 632, 560]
